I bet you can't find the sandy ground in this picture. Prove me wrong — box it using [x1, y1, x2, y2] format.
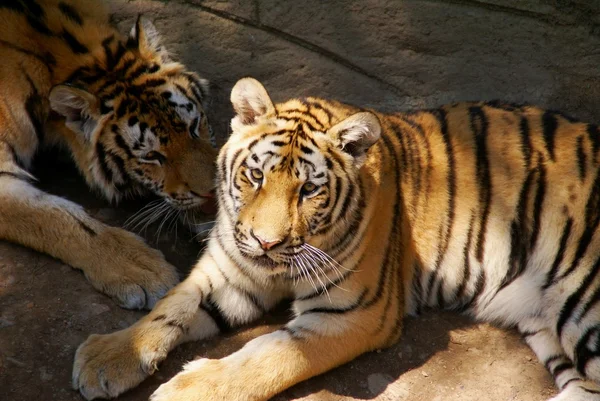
[3, 0, 600, 400]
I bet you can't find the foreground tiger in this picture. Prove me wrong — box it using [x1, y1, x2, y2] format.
[74, 77, 600, 401]
[0, 0, 217, 309]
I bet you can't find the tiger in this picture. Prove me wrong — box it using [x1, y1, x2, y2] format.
[72, 77, 600, 401]
[0, 0, 218, 310]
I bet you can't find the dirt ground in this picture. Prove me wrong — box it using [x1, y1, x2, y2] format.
[3, 0, 600, 400]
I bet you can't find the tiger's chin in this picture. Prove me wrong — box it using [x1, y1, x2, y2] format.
[235, 249, 292, 275]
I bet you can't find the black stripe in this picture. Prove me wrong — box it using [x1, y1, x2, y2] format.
[529, 159, 547, 251]
[101, 35, 116, 70]
[189, 117, 200, 138]
[557, 255, 600, 337]
[587, 124, 600, 163]
[281, 326, 303, 339]
[411, 261, 423, 313]
[116, 58, 136, 78]
[27, 14, 53, 36]
[113, 128, 134, 158]
[152, 314, 166, 321]
[499, 171, 537, 291]
[578, 262, 600, 321]
[543, 218, 573, 289]
[458, 270, 486, 312]
[543, 354, 564, 370]
[300, 145, 314, 154]
[301, 288, 367, 315]
[67, 212, 97, 236]
[427, 109, 456, 301]
[577, 135, 587, 181]
[185, 73, 209, 102]
[327, 197, 364, 258]
[166, 320, 188, 333]
[558, 169, 600, 281]
[541, 111, 558, 161]
[126, 63, 148, 81]
[296, 155, 315, 170]
[0, 39, 55, 70]
[107, 151, 130, 189]
[22, 70, 45, 144]
[200, 297, 231, 332]
[0, 171, 30, 181]
[552, 362, 573, 377]
[213, 262, 265, 312]
[144, 78, 166, 88]
[575, 325, 600, 374]
[520, 329, 541, 339]
[58, 2, 83, 25]
[0, 0, 26, 13]
[336, 181, 355, 221]
[95, 142, 114, 183]
[519, 116, 532, 169]
[61, 30, 89, 54]
[116, 98, 133, 119]
[363, 133, 401, 308]
[561, 377, 582, 389]
[469, 106, 491, 262]
[453, 214, 475, 305]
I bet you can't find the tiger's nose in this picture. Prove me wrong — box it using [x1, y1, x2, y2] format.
[251, 230, 283, 251]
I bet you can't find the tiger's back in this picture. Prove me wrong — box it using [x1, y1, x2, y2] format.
[392, 102, 598, 321]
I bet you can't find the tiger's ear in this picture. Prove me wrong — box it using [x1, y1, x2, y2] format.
[129, 16, 169, 61]
[230, 78, 275, 126]
[49, 85, 99, 140]
[328, 112, 381, 166]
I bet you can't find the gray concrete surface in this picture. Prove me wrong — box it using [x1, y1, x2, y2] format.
[3, 0, 600, 400]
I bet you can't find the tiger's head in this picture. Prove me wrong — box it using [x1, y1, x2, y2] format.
[216, 78, 381, 276]
[48, 17, 217, 213]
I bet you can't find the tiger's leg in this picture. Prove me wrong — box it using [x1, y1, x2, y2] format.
[0, 144, 178, 309]
[73, 248, 282, 400]
[149, 291, 390, 401]
[518, 317, 600, 400]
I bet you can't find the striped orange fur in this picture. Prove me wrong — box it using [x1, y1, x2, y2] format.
[73, 78, 600, 400]
[0, 0, 216, 309]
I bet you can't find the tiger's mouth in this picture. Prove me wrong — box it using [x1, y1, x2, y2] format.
[238, 249, 281, 268]
[169, 191, 218, 215]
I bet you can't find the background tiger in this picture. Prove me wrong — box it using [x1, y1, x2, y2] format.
[0, 0, 217, 309]
[72, 77, 600, 401]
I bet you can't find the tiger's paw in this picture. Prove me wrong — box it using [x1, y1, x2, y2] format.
[73, 328, 163, 400]
[548, 381, 600, 401]
[150, 359, 232, 401]
[84, 228, 179, 310]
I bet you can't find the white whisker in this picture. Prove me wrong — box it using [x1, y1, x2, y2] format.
[299, 252, 330, 301]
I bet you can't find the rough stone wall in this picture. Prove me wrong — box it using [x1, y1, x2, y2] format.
[109, 0, 600, 142]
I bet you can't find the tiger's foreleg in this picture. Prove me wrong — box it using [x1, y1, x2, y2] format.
[73, 248, 280, 400]
[149, 292, 391, 401]
[0, 151, 178, 309]
[518, 317, 600, 400]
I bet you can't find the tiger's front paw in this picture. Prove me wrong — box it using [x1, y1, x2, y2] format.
[150, 359, 233, 401]
[73, 328, 164, 400]
[84, 228, 179, 309]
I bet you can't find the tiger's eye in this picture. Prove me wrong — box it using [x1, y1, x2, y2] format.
[143, 151, 166, 165]
[301, 182, 318, 195]
[250, 168, 263, 182]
